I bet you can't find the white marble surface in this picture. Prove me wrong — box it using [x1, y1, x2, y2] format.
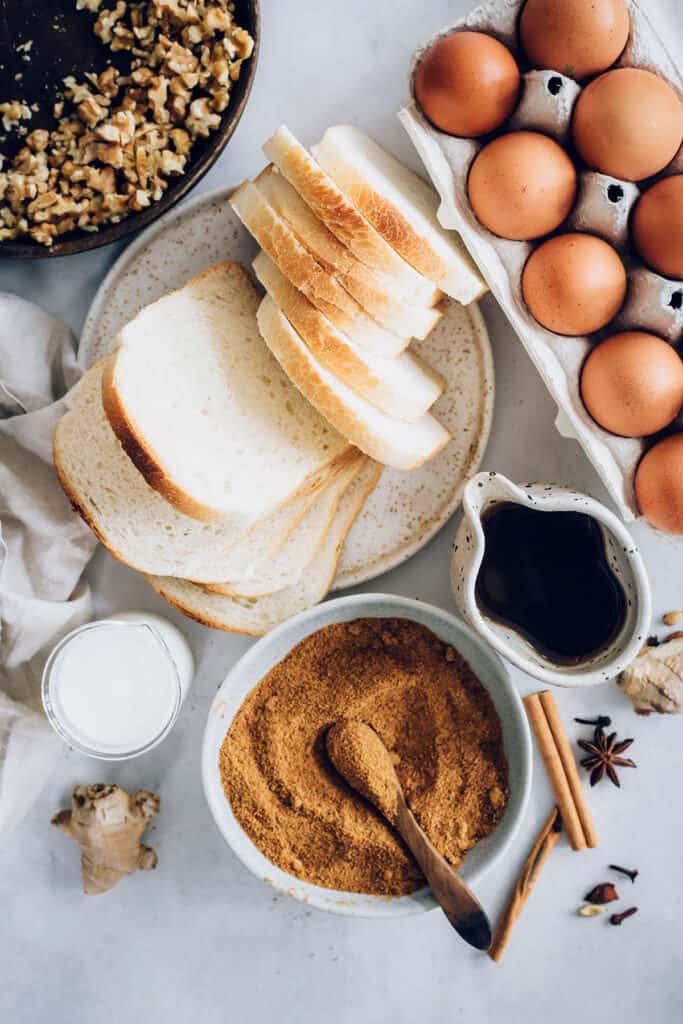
[2, 2, 683, 1021]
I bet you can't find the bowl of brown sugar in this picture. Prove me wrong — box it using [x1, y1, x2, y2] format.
[202, 594, 532, 917]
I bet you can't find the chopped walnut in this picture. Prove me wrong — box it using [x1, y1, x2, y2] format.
[77, 95, 108, 127]
[0, 100, 32, 132]
[147, 76, 170, 122]
[169, 127, 191, 155]
[97, 67, 121, 98]
[186, 96, 220, 137]
[26, 130, 50, 153]
[0, 0, 253, 246]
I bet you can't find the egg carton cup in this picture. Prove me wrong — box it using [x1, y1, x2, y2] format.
[400, 0, 683, 526]
[616, 267, 683, 342]
[569, 172, 639, 250]
[508, 70, 580, 142]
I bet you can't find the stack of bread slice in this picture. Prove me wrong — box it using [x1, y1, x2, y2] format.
[54, 127, 485, 634]
[54, 262, 380, 634]
[229, 124, 485, 469]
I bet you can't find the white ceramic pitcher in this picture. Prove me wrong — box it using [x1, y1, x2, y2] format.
[451, 472, 651, 687]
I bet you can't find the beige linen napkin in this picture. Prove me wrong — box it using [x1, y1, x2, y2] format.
[0, 294, 96, 840]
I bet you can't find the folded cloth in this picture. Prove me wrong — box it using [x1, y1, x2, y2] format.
[0, 294, 95, 841]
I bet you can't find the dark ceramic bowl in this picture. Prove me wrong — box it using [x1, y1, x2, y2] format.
[0, 0, 259, 259]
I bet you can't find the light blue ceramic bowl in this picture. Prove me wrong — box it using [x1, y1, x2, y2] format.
[202, 594, 532, 917]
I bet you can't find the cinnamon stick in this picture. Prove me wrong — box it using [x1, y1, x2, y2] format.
[523, 692, 588, 850]
[538, 690, 598, 849]
[489, 807, 562, 962]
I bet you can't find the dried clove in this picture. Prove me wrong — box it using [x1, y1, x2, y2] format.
[584, 882, 618, 904]
[574, 715, 611, 728]
[610, 907, 638, 926]
[609, 864, 639, 883]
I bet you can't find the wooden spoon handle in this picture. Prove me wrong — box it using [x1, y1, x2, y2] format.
[395, 798, 492, 951]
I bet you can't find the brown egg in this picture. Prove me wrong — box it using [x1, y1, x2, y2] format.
[581, 331, 683, 437]
[467, 131, 576, 240]
[520, 0, 630, 81]
[632, 176, 683, 280]
[572, 68, 683, 181]
[635, 434, 683, 533]
[414, 31, 520, 137]
[521, 233, 626, 335]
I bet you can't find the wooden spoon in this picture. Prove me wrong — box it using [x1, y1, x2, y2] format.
[326, 720, 492, 950]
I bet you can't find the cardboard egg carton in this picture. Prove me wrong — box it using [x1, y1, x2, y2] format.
[400, 0, 683, 525]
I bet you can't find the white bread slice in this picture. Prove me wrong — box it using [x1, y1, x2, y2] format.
[229, 182, 415, 350]
[255, 166, 443, 340]
[186, 447, 359, 584]
[311, 126, 486, 303]
[147, 461, 383, 635]
[204, 454, 367, 598]
[54, 359, 355, 581]
[102, 262, 349, 523]
[253, 251, 444, 422]
[262, 126, 439, 306]
[256, 295, 450, 470]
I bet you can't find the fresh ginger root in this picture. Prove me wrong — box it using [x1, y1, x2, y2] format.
[52, 784, 160, 894]
[619, 635, 683, 715]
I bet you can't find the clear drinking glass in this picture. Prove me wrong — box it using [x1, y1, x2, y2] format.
[41, 616, 190, 761]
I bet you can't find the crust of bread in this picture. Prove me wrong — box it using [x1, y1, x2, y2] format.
[255, 164, 365, 277]
[262, 127, 437, 305]
[52, 360, 254, 573]
[55, 367, 358, 579]
[254, 166, 443, 339]
[230, 182, 366, 324]
[101, 354, 227, 522]
[147, 581, 254, 634]
[145, 462, 383, 634]
[253, 252, 445, 420]
[324, 177, 485, 303]
[52, 371, 130, 565]
[102, 259, 348, 524]
[53, 427, 146, 569]
[312, 128, 486, 303]
[337, 263, 443, 340]
[345, 180, 442, 277]
[311, 167, 456, 292]
[256, 297, 450, 469]
[255, 255, 378, 393]
[101, 262, 255, 523]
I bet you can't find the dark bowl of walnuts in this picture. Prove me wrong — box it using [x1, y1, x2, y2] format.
[0, 0, 259, 259]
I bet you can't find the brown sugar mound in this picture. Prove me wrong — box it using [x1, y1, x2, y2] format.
[219, 618, 509, 897]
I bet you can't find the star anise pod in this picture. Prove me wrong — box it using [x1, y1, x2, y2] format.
[578, 725, 636, 787]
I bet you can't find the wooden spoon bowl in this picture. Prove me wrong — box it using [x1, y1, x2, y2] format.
[326, 720, 492, 950]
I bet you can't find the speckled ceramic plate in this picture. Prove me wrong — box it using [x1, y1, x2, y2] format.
[80, 185, 494, 588]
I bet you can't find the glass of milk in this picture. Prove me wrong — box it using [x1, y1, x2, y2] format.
[42, 611, 194, 761]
